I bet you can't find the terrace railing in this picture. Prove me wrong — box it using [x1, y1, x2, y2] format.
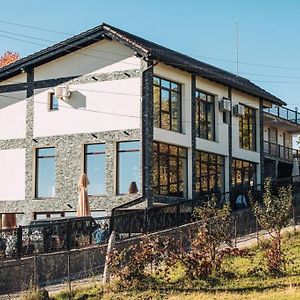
[264, 105, 300, 125]
[264, 140, 300, 161]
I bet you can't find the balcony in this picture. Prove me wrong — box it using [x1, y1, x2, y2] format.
[264, 106, 300, 126]
[264, 140, 300, 162]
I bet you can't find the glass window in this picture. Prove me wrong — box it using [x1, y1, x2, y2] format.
[36, 147, 56, 198]
[153, 76, 182, 132]
[152, 142, 187, 198]
[195, 90, 215, 141]
[232, 159, 256, 187]
[84, 144, 106, 195]
[195, 151, 224, 195]
[49, 93, 59, 111]
[117, 141, 140, 194]
[239, 106, 256, 151]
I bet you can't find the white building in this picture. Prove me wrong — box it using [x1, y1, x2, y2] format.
[0, 23, 299, 224]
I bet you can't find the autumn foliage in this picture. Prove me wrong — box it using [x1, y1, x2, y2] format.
[0, 51, 20, 68]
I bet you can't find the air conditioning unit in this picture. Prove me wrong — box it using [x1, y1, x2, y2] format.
[219, 98, 231, 112]
[54, 85, 71, 100]
[233, 104, 245, 117]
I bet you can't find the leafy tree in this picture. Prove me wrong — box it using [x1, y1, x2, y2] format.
[249, 179, 293, 275]
[0, 51, 20, 68]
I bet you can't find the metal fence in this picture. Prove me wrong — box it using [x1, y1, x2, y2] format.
[0, 179, 299, 261]
[264, 140, 300, 161]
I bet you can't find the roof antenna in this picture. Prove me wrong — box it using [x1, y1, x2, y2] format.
[235, 19, 239, 76]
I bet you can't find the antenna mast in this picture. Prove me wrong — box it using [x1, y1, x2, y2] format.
[235, 20, 239, 76]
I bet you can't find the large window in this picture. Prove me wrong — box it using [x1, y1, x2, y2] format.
[195, 90, 215, 140]
[232, 159, 256, 188]
[239, 106, 256, 151]
[195, 151, 224, 195]
[152, 142, 187, 198]
[35, 147, 56, 198]
[153, 76, 182, 132]
[117, 141, 140, 194]
[84, 144, 105, 195]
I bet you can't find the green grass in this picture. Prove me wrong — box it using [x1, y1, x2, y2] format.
[27, 231, 300, 300]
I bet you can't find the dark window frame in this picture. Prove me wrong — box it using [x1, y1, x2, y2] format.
[195, 90, 215, 141]
[84, 143, 106, 196]
[232, 158, 256, 188]
[152, 141, 188, 198]
[48, 92, 59, 111]
[195, 150, 224, 195]
[117, 140, 140, 195]
[35, 147, 56, 199]
[153, 76, 182, 132]
[239, 105, 256, 151]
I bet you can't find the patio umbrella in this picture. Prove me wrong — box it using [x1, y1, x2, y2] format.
[2, 213, 17, 229]
[292, 157, 300, 182]
[76, 173, 91, 217]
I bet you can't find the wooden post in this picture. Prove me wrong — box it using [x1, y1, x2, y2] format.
[103, 231, 116, 284]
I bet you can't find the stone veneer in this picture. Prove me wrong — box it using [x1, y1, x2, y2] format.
[0, 69, 144, 223]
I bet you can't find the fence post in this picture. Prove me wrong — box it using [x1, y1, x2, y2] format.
[16, 225, 22, 259]
[176, 203, 180, 227]
[255, 217, 259, 246]
[66, 220, 71, 251]
[234, 219, 237, 248]
[143, 208, 148, 233]
[67, 250, 72, 294]
[103, 231, 116, 284]
[34, 254, 39, 290]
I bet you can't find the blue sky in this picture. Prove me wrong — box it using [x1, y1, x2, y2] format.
[1, 0, 300, 109]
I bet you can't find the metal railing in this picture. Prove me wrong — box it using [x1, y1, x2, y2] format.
[264, 105, 300, 125]
[264, 140, 300, 161]
[0, 179, 299, 261]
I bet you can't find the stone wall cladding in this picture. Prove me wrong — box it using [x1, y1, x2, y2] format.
[0, 69, 143, 222]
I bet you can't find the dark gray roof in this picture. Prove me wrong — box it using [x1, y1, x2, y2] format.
[0, 23, 285, 106]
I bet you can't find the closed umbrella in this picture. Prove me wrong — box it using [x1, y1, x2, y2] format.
[76, 173, 91, 217]
[292, 157, 300, 182]
[2, 213, 17, 229]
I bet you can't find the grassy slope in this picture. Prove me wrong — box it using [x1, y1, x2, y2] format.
[51, 232, 300, 300]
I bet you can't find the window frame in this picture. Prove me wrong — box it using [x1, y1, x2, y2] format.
[35, 147, 56, 199]
[195, 150, 224, 195]
[48, 92, 59, 111]
[84, 143, 106, 196]
[153, 75, 182, 133]
[239, 105, 256, 151]
[195, 89, 216, 141]
[152, 141, 188, 198]
[232, 158, 256, 188]
[116, 140, 140, 195]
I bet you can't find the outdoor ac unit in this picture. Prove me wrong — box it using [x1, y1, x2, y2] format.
[54, 85, 71, 100]
[233, 104, 245, 117]
[219, 98, 231, 112]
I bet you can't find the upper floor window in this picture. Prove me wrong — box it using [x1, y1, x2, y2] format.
[153, 76, 182, 132]
[195, 90, 215, 141]
[152, 141, 187, 198]
[232, 158, 256, 188]
[35, 147, 56, 198]
[84, 144, 106, 195]
[48, 93, 59, 111]
[117, 141, 140, 194]
[195, 151, 224, 195]
[239, 106, 256, 151]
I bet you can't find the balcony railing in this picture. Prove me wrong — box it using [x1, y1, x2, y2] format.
[264, 140, 300, 161]
[264, 106, 300, 125]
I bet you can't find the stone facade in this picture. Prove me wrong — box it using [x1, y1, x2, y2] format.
[0, 69, 144, 223]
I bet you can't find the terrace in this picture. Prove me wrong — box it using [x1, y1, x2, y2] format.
[264, 106, 300, 126]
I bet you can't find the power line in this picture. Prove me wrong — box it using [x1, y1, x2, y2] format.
[1, 19, 300, 72]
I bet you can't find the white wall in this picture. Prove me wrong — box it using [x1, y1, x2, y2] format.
[0, 91, 27, 139]
[34, 40, 139, 80]
[33, 77, 141, 137]
[0, 148, 26, 201]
